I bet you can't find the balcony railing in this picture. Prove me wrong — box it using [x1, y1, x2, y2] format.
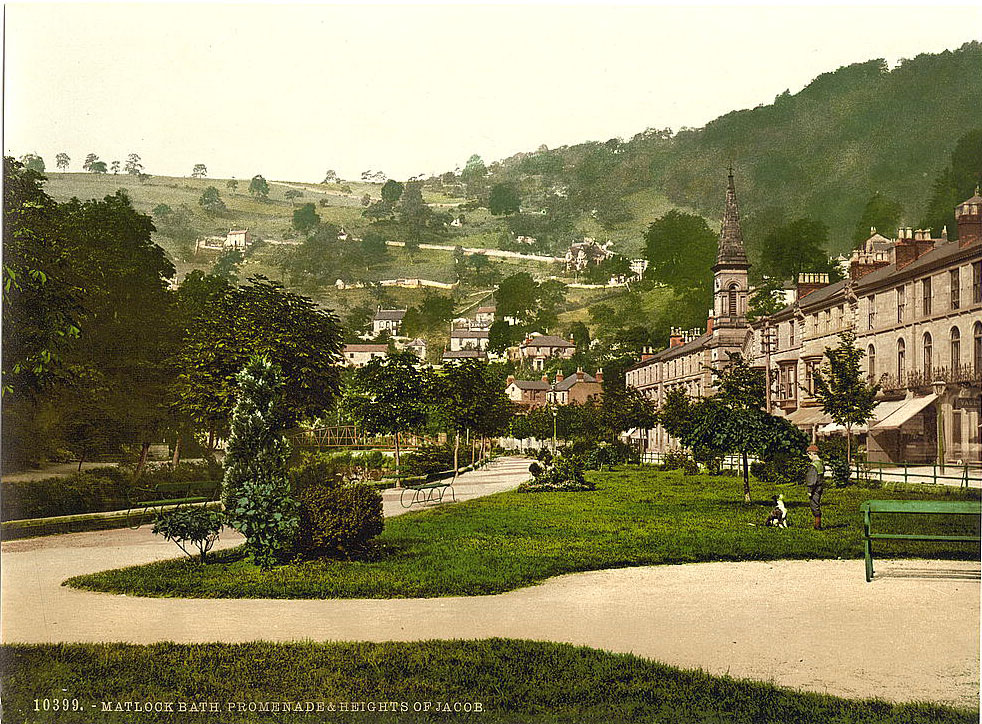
[877, 365, 982, 392]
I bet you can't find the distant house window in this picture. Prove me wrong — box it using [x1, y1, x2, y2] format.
[788, 320, 795, 347]
[897, 286, 906, 323]
[950, 327, 961, 370]
[973, 261, 982, 304]
[922, 333, 932, 377]
[922, 277, 932, 316]
[950, 269, 960, 310]
[897, 338, 906, 380]
[974, 322, 982, 373]
[867, 345, 876, 379]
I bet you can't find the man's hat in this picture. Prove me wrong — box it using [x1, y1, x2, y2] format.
[807, 444, 819, 453]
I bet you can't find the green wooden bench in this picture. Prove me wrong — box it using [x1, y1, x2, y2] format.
[861, 499, 981, 582]
[127, 480, 222, 529]
[400, 470, 457, 508]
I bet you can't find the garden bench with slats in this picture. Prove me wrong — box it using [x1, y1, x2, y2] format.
[860, 499, 981, 582]
[127, 480, 222, 528]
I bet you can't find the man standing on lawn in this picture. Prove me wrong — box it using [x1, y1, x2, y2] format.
[805, 444, 825, 530]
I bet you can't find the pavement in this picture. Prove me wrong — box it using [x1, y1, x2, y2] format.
[2, 456, 979, 709]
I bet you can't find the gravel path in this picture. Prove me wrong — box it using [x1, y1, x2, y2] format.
[2, 457, 978, 708]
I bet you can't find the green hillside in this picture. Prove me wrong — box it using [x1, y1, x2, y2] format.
[479, 41, 982, 253]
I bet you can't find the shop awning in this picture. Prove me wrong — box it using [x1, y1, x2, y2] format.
[818, 399, 912, 434]
[872, 394, 937, 430]
[784, 406, 832, 427]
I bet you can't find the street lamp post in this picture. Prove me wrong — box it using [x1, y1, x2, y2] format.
[932, 379, 946, 474]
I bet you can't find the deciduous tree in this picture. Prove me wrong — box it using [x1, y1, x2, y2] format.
[813, 331, 879, 465]
[249, 174, 270, 201]
[55, 153, 70, 171]
[191, 163, 208, 178]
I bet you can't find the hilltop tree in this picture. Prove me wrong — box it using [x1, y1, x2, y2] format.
[89, 161, 108, 174]
[813, 331, 880, 466]
[249, 174, 270, 202]
[398, 181, 433, 252]
[291, 203, 320, 234]
[381, 179, 404, 204]
[284, 188, 303, 204]
[226, 179, 238, 193]
[82, 154, 99, 172]
[198, 186, 227, 213]
[55, 153, 70, 171]
[322, 170, 338, 184]
[124, 153, 143, 175]
[191, 163, 208, 178]
[110, 160, 120, 175]
[19, 154, 45, 173]
[489, 183, 521, 215]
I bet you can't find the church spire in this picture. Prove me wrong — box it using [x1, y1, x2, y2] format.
[714, 167, 749, 270]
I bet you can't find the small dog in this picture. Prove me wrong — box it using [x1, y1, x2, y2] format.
[765, 495, 789, 528]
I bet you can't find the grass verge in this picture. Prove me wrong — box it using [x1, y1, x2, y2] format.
[65, 468, 980, 599]
[1, 640, 975, 724]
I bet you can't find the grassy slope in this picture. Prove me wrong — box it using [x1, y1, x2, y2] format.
[67, 468, 979, 599]
[1, 640, 973, 724]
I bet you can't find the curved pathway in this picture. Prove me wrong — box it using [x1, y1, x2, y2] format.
[2, 458, 978, 708]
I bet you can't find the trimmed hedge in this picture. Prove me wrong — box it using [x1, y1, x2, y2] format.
[1, 461, 221, 521]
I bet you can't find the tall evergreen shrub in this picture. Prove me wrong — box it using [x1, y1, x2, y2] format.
[222, 356, 298, 569]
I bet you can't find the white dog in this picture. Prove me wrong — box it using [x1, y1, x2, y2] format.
[765, 495, 789, 528]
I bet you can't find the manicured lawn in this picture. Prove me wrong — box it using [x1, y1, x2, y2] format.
[65, 468, 980, 599]
[1, 640, 974, 724]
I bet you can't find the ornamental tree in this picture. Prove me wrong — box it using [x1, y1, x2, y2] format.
[342, 351, 430, 471]
[222, 356, 298, 569]
[813, 331, 880, 465]
[175, 276, 345, 440]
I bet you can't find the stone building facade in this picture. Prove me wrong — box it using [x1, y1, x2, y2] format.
[626, 177, 982, 465]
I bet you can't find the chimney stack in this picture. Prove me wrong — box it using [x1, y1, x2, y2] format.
[555, 371, 564, 384]
[507, 375, 515, 385]
[956, 188, 982, 248]
[576, 368, 585, 381]
[595, 368, 604, 384]
[541, 375, 549, 384]
[797, 273, 829, 299]
[669, 327, 684, 348]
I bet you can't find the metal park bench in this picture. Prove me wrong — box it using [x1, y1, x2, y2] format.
[126, 480, 222, 529]
[400, 470, 457, 508]
[860, 499, 981, 582]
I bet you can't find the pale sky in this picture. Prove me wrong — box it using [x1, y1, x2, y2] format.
[5, 3, 981, 182]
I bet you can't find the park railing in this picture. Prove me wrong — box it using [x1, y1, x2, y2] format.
[852, 459, 981, 489]
[638, 451, 755, 472]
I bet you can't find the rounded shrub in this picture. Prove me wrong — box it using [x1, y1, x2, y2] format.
[294, 482, 383, 557]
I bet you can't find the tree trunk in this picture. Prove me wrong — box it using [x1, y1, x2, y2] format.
[134, 441, 151, 481]
[453, 431, 461, 480]
[172, 435, 182, 467]
[77, 449, 86, 472]
[394, 431, 401, 481]
[469, 429, 475, 465]
[742, 451, 751, 503]
[846, 424, 852, 468]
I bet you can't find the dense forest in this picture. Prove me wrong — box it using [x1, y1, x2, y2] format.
[477, 41, 982, 253]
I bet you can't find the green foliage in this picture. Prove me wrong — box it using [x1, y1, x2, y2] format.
[291, 202, 320, 234]
[747, 278, 788, 321]
[222, 357, 298, 569]
[175, 276, 344, 436]
[642, 210, 715, 323]
[920, 128, 982, 240]
[401, 444, 456, 476]
[660, 448, 698, 474]
[380, 179, 404, 203]
[488, 182, 521, 215]
[152, 505, 224, 562]
[758, 218, 834, 282]
[198, 186, 226, 213]
[54, 152, 70, 171]
[248, 174, 270, 201]
[584, 441, 637, 470]
[851, 192, 904, 245]
[813, 331, 880, 462]
[519, 453, 593, 492]
[295, 482, 383, 557]
[124, 153, 143, 175]
[817, 437, 852, 487]
[19, 153, 44, 173]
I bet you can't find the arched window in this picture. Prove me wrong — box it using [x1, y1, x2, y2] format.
[867, 345, 876, 379]
[727, 284, 739, 317]
[974, 322, 982, 373]
[922, 333, 932, 377]
[897, 338, 906, 381]
[950, 326, 961, 370]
